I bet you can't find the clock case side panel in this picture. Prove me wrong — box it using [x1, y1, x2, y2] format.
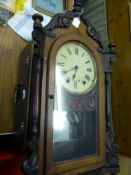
[13, 42, 34, 149]
[45, 29, 106, 175]
[80, 14, 119, 175]
[81, 13, 120, 173]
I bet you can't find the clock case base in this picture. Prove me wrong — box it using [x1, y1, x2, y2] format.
[21, 1, 119, 175]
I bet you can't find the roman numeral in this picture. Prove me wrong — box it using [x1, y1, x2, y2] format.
[57, 62, 65, 66]
[85, 74, 91, 81]
[67, 48, 72, 55]
[87, 68, 92, 72]
[75, 48, 78, 55]
[85, 60, 90, 64]
[66, 77, 70, 83]
[61, 54, 67, 59]
[74, 81, 77, 88]
[81, 53, 85, 58]
[83, 81, 86, 85]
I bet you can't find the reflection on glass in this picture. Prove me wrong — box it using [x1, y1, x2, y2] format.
[53, 110, 69, 142]
[53, 48, 98, 163]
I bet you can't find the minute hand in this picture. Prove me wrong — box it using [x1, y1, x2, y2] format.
[63, 67, 75, 74]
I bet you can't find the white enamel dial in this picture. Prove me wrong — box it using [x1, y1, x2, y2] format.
[55, 41, 97, 94]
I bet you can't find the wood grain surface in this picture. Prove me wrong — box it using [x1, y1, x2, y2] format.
[107, 0, 131, 156]
[0, 25, 28, 133]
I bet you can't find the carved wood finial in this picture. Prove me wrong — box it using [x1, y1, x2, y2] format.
[32, 13, 44, 22]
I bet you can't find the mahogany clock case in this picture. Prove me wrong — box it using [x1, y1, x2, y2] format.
[39, 22, 106, 175]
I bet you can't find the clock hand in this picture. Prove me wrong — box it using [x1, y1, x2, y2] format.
[62, 67, 76, 74]
[72, 69, 77, 80]
[72, 66, 78, 80]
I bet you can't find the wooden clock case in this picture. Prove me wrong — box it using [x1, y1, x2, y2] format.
[21, 1, 119, 175]
[45, 29, 105, 175]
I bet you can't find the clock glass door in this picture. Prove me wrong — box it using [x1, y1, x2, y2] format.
[52, 41, 98, 163]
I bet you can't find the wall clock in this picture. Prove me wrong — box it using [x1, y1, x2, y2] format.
[22, 1, 119, 175]
[46, 32, 105, 174]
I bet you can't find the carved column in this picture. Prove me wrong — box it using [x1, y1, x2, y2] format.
[22, 14, 45, 175]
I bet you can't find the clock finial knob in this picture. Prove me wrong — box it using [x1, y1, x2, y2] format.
[32, 13, 44, 22]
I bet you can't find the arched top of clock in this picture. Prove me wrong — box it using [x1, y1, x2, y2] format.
[32, 0, 104, 49]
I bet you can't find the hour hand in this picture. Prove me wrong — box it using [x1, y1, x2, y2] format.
[72, 67, 78, 80]
[72, 74, 76, 80]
